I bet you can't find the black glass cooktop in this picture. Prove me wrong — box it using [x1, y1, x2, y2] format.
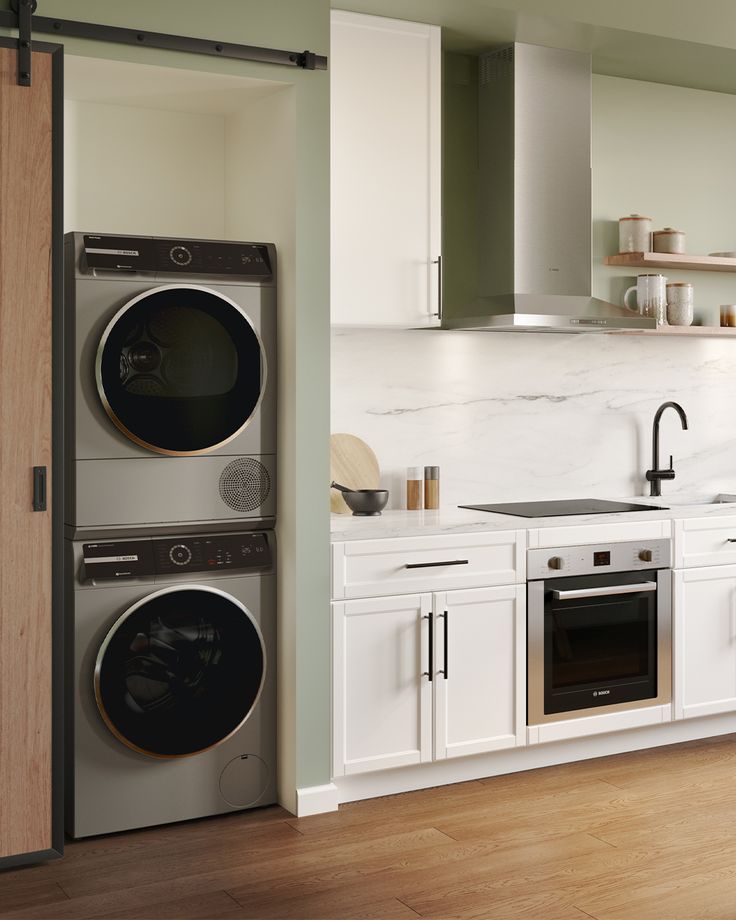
[458, 499, 669, 518]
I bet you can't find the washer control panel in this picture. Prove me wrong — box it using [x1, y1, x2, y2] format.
[83, 532, 271, 580]
[154, 534, 270, 575]
[82, 234, 273, 278]
[527, 538, 671, 581]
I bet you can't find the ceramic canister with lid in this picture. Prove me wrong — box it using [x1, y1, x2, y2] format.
[653, 228, 686, 254]
[618, 214, 652, 253]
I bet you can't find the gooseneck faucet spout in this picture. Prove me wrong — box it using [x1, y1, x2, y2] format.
[645, 402, 689, 497]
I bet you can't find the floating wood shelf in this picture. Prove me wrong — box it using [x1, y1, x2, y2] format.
[604, 252, 736, 272]
[612, 325, 736, 338]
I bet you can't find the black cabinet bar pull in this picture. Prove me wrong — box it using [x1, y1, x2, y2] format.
[727, 539, 736, 543]
[421, 612, 433, 681]
[32, 465, 47, 512]
[405, 559, 469, 570]
[436, 611, 449, 679]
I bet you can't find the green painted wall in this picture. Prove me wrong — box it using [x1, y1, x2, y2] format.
[592, 74, 736, 325]
[7, 0, 331, 802]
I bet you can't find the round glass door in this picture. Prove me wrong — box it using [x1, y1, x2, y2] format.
[96, 285, 265, 455]
[95, 586, 265, 758]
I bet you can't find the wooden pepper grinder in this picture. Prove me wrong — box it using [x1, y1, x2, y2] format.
[406, 467, 423, 511]
[424, 466, 440, 510]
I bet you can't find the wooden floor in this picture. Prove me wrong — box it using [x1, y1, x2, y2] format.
[3, 736, 736, 919]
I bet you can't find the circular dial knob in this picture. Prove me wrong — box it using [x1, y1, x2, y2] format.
[639, 549, 654, 563]
[548, 556, 564, 570]
[169, 544, 192, 566]
[169, 245, 192, 266]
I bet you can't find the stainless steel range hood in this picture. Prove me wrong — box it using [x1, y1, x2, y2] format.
[442, 43, 655, 333]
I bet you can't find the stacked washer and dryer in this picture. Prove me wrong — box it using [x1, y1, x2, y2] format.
[64, 233, 278, 838]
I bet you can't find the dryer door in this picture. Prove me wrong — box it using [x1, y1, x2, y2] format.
[96, 284, 265, 455]
[95, 586, 266, 758]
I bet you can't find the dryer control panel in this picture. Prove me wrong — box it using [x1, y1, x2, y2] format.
[82, 234, 273, 278]
[83, 533, 271, 580]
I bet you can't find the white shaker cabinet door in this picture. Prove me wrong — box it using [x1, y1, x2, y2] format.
[330, 11, 441, 327]
[332, 594, 433, 776]
[675, 566, 736, 720]
[433, 585, 527, 760]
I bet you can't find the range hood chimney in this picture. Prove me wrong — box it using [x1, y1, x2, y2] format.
[443, 43, 655, 333]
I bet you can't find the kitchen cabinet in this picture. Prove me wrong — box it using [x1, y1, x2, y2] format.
[332, 582, 526, 777]
[330, 11, 441, 327]
[332, 594, 433, 775]
[674, 565, 736, 720]
[331, 530, 526, 600]
[433, 586, 526, 760]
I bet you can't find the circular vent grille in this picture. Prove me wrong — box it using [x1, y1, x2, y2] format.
[219, 458, 271, 513]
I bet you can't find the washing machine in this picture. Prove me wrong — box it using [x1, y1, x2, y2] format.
[64, 232, 276, 534]
[65, 529, 276, 838]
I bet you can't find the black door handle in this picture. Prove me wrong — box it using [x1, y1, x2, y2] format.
[436, 611, 448, 679]
[421, 611, 433, 681]
[32, 465, 47, 512]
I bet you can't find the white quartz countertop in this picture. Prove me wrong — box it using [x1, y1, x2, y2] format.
[330, 494, 736, 541]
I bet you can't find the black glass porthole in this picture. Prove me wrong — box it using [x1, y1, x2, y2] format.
[97, 286, 264, 454]
[95, 588, 265, 758]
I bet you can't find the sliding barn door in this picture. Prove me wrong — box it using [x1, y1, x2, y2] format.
[0, 39, 63, 867]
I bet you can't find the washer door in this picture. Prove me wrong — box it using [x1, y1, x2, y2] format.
[95, 586, 266, 759]
[96, 284, 265, 455]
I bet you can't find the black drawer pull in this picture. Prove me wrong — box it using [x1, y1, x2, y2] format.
[32, 466, 47, 512]
[727, 539, 736, 543]
[405, 559, 469, 570]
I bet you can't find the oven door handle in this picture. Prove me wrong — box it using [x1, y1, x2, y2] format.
[552, 581, 658, 601]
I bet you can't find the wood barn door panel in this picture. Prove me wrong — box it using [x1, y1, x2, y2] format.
[0, 44, 57, 862]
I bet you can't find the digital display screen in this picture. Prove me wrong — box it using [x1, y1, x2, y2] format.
[593, 551, 611, 567]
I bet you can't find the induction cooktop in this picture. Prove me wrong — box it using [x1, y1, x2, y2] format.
[458, 499, 669, 518]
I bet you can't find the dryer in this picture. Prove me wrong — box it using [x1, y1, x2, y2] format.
[66, 529, 276, 838]
[64, 232, 276, 534]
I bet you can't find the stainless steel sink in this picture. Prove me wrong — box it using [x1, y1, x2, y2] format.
[635, 494, 736, 508]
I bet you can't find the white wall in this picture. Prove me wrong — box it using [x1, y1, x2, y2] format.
[332, 74, 736, 509]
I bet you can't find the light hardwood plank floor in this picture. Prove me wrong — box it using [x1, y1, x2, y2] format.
[3, 735, 736, 919]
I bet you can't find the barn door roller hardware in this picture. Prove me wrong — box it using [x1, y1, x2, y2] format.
[9, 0, 35, 86]
[2, 2, 327, 85]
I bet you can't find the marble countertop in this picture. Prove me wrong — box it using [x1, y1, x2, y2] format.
[330, 494, 736, 541]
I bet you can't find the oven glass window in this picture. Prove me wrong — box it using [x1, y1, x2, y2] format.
[95, 588, 265, 758]
[97, 286, 264, 454]
[543, 580, 658, 715]
[550, 598, 651, 690]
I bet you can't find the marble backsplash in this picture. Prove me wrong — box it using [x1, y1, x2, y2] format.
[331, 328, 736, 509]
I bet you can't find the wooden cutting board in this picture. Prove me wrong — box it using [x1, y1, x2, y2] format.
[330, 433, 380, 514]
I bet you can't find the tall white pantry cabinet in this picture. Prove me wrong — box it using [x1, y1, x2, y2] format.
[330, 10, 442, 327]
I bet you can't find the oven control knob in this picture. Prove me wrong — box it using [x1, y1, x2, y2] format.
[639, 549, 654, 563]
[169, 544, 192, 566]
[548, 556, 564, 570]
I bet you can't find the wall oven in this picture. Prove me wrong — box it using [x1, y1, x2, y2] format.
[527, 539, 671, 725]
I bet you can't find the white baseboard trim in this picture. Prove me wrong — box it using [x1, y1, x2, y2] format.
[335, 713, 736, 805]
[295, 782, 340, 817]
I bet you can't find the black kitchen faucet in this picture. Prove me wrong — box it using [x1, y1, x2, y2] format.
[645, 401, 689, 497]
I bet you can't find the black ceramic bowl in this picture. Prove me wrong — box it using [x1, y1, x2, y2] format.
[342, 489, 389, 516]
